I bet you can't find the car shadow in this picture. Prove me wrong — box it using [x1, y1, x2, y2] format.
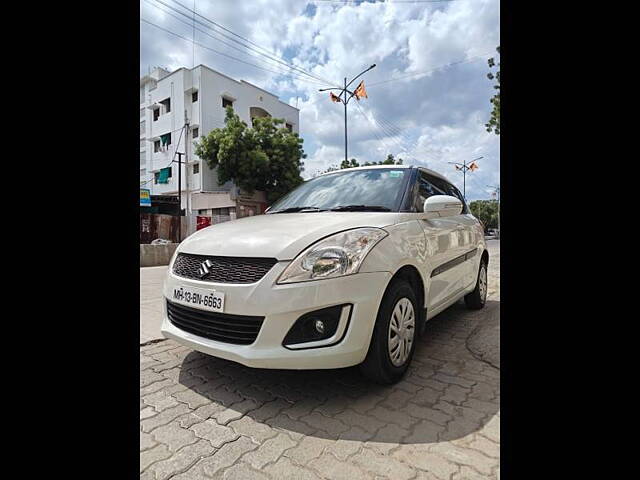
[177, 299, 500, 444]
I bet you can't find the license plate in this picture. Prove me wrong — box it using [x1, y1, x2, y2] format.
[171, 285, 225, 312]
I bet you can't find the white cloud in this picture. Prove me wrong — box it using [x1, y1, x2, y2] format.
[141, 0, 500, 200]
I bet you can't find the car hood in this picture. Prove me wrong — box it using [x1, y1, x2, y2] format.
[178, 212, 408, 260]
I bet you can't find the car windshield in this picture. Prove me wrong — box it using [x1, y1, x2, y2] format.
[268, 168, 410, 213]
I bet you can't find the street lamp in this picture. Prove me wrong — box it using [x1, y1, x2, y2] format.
[319, 64, 377, 164]
[448, 156, 483, 199]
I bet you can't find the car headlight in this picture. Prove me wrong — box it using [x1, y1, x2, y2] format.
[277, 228, 388, 284]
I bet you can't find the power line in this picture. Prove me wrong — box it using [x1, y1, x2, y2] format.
[311, 0, 460, 4]
[367, 53, 493, 87]
[141, 18, 333, 87]
[355, 103, 421, 161]
[353, 100, 395, 156]
[143, 2, 330, 86]
[357, 105, 423, 158]
[144, 0, 331, 86]
[157, 0, 338, 87]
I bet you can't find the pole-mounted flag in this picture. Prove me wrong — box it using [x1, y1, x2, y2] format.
[329, 92, 341, 103]
[354, 80, 368, 100]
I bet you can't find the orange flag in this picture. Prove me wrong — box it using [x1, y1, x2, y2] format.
[329, 92, 341, 103]
[354, 80, 368, 100]
[469, 162, 479, 171]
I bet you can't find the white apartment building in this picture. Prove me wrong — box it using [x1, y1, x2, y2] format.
[140, 65, 300, 221]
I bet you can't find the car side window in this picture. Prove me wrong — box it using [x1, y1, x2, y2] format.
[447, 184, 470, 214]
[415, 171, 447, 212]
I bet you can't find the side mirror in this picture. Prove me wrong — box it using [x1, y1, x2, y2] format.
[423, 195, 463, 218]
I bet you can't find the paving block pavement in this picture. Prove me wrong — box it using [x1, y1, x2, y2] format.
[140, 243, 500, 479]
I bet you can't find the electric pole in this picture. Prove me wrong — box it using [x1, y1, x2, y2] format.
[184, 110, 191, 235]
[319, 64, 376, 163]
[176, 152, 184, 242]
[487, 184, 500, 238]
[448, 156, 483, 199]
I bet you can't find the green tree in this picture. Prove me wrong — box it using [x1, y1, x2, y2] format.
[339, 154, 403, 169]
[340, 158, 359, 169]
[195, 107, 306, 203]
[313, 154, 403, 177]
[486, 46, 500, 135]
[469, 200, 499, 231]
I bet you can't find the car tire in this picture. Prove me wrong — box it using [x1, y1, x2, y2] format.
[360, 279, 418, 384]
[464, 258, 488, 310]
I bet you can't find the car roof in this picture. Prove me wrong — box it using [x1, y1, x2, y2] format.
[318, 164, 452, 184]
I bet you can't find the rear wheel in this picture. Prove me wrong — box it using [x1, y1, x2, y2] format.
[360, 279, 418, 384]
[465, 259, 488, 310]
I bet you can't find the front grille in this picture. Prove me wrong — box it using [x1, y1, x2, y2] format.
[167, 301, 264, 345]
[173, 253, 278, 283]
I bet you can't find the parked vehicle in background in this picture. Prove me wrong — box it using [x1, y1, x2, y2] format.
[161, 165, 488, 384]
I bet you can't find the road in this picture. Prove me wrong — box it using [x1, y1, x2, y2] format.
[140, 241, 500, 479]
[140, 266, 168, 344]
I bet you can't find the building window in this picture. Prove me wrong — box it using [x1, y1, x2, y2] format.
[198, 209, 208, 215]
[193, 163, 200, 174]
[140, 120, 146, 135]
[285, 123, 292, 132]
[160, 98, 171, 113]
[192, 91, 198, 102]
[154, 133, 171, 152]
[154, 167, 172, 184]
[140, 168, 146, 176]
[222, 97, 233, 109]
[192, 127, 199, 138]
[153, 108, 160, 121]
[140, 151, 146, 165]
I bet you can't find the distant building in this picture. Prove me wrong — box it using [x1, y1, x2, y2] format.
[139, 65, 299, 221]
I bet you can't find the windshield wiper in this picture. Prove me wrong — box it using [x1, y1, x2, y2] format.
[268, 206, 326, 214]
[329, 205, 392, 212]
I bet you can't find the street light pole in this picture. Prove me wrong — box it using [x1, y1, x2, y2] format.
[487, 184, 500, 238]
[344, 77, 348, 164]
[448, 156, 483, 199]
[319, 64, 376, 164]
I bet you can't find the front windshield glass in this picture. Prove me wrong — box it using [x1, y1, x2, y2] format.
[268, 168, 409, 212]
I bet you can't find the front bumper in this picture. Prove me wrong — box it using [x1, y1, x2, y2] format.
[161, 261, 392, 369]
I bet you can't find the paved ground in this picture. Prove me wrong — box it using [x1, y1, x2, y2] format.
[140, 242, 500, 479]
[141, 266, 168, 344]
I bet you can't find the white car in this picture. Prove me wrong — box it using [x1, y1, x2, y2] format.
[161, 165, 488, 383]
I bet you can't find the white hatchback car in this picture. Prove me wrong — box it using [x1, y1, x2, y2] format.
[161, 165, 488, 383]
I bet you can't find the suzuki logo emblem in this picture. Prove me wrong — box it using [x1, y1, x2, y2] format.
[198, 259, 214, 278]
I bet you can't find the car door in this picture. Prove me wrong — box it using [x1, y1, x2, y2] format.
[440, 180, 480, 290]
[414, 171, 466, 309]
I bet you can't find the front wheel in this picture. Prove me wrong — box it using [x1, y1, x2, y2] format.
[360, 279, 418, 384]
[465, 259, 488, 310]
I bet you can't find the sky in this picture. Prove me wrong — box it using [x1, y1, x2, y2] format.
[140, 0, 500, 201]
